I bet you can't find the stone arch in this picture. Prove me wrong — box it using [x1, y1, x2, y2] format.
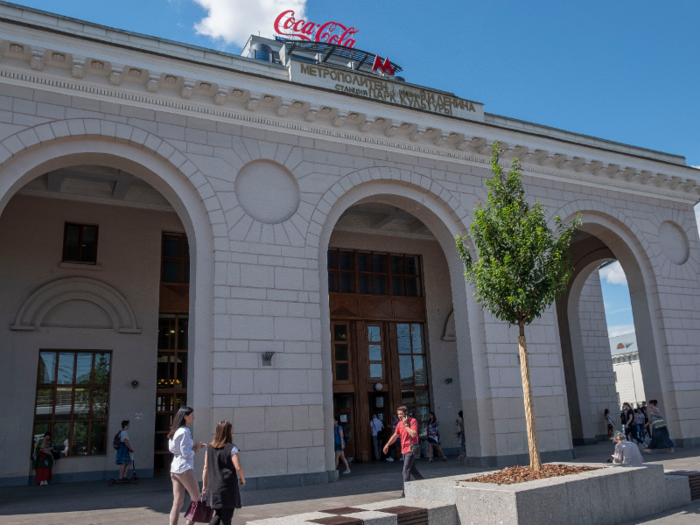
[553, 201, 675, 441]
[315, 174, 493, 470]
[0, 123, 216, 459]
[442, 310, 456, 341]
[307, 166, 470, 250]
[11, 277, 141, 333]
[0, 119, 224, 232]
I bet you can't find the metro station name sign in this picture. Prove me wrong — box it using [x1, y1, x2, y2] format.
[294, 62, 481, 119]
[274, 10, 359, 48]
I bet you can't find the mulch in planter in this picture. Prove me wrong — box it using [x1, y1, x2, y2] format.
[464, 464, 601, 485]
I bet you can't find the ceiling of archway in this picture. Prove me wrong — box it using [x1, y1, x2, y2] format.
[17, 165, 174, 212]
[333, 203, 435, 240]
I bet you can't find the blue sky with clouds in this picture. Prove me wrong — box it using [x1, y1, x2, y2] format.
[9, 0, 698, 337]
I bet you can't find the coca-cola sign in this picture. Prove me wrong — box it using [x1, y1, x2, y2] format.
[274, 10, 358, 48]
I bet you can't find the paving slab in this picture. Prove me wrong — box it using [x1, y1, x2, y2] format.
[0, 444, 697, 524]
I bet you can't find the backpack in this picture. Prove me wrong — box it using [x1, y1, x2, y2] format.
[113, 431, 122, 450]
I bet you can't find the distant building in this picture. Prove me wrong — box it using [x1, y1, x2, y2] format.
[610, 333, 646, 407]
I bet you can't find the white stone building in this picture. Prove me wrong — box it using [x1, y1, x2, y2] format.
[0, 2, 699, 487]
[611, 333, 646, 407]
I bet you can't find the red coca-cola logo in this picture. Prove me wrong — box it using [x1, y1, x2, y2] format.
[274, 10, 358, 48]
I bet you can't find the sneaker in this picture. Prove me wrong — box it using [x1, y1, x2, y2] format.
[399, 457, 404, 461]
[667, 448, 674, 453]
[342, 469, 351, 474]
[643, 448, 652, 453]
[386, 457, 394, 462]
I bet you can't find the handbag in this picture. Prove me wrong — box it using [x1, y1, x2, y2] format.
[402, 420, 421, 456]
[650, 417, 667, 429]
[184, 494, 213, 523]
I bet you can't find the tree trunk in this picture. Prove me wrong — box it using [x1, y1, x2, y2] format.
[518, 329, 542, 471]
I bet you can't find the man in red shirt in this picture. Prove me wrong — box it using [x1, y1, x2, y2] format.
[383, 405, 424, 496]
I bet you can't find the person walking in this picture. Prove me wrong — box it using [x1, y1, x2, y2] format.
[386, 413, 399, 462]
[622, 403, 636, 443]
[455, 410, 466, 459]
[644, 400, 674, 454]
[33, 432, 55, 486]
[370, 414, 384, 461]
[604, 409, 615, 439]
[334, 417, 351, 474]
[115, 420, 134, 481]
[611, 431, 644, 465]
[634, 409, 646, 442]
[427, 412, 446, 463]
[168, 406, 206, 525]
[202, 420, 244, 525]
[383, 405, 424, 497]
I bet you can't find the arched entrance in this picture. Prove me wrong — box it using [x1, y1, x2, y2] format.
[0, 133, 215, 484]
[315, 174, 490, 470]
[557, 211, 667, 445]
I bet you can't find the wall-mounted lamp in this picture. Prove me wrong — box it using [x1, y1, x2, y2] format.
[262, 352, 275, 367]
[131, 380, 139, 389]
[444, 378, 453, 385]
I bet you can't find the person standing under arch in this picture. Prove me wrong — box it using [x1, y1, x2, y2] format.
[644, 400, 674, 454]
[370, 413, 384, 461]
[427, 412, 447, 463]
[604, 409, 615, 439]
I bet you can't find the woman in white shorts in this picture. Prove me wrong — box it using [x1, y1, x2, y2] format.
[168, 406, 205, 525]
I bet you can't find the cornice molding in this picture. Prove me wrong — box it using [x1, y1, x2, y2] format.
[0, 61, 697, 204]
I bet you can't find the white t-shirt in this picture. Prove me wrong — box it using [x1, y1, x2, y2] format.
[169, 426, 195, 474]
[370, 418, 384, 436]
[119, 430, 129, 442]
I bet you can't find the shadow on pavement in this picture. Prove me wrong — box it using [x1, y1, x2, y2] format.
[1, 446, 698, 524]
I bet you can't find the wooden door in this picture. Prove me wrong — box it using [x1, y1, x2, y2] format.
[368, 392, 389, 460]
[334, 393, 355, 460]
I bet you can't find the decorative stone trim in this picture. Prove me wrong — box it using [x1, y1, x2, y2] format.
[0, 64, 696, 203]
[10, 276, 141, 333]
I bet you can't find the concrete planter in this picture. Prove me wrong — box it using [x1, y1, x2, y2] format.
[405, 464, 690, 525]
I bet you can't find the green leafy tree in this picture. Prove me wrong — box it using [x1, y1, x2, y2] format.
[456, 143, 579, 471]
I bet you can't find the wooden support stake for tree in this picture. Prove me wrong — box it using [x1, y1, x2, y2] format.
[518, 334, 542, 472]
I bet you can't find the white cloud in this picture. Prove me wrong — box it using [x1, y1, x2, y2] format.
[599, 260, 628, 285]
[608, 324, 636, 338]
[193, 0, 306, 47]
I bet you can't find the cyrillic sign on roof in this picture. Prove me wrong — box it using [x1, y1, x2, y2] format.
[291, 61, 483, 120]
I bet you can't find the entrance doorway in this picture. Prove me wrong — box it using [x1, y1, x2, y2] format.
[328, 246, 431, 462]
[368, 392, 388, 460]
[154, 232, 191, 475]
[333, 393, 355, 460]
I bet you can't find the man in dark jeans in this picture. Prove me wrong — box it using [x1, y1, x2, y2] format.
[383, 405, 424, 497]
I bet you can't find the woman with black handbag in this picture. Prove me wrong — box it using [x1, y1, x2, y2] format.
[202, 420, 245, 525]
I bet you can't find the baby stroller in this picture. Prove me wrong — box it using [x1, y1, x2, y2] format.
[108, 453, 139, 485]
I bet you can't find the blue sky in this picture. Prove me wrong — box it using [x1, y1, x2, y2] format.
[11, 0, 698, 337]
[599, 263, 634, 337]
[11, 0, 700, 166]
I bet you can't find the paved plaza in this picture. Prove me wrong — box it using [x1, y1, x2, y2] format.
[1, 443, 698, 525]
